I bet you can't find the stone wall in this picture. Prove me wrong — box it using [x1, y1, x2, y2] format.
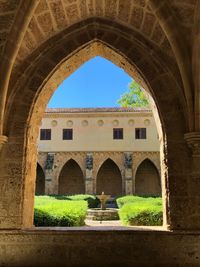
[0, 229, 200, 267]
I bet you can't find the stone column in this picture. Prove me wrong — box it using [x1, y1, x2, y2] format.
[165, 132, 200, 230]
[44, 153, 55, 195]
[45, 169, 55, 195]
[85, 169, 94, 194]
[85, 153, 94, 194]
[184, 132, 200, 227]
[124, 168, 133, 195]
[124, 152, 133, 195]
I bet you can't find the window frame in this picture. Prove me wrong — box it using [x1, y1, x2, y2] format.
[40, 128, 51, 140]
[135, 128, 147, 140]
[113, 128, 123, 140]
[63, 128, 73, 140]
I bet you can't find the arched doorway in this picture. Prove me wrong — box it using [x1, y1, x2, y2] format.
[35, 163, 45, 195]
[96, 159, 122, 196]
[58, 159, 84, 195]
[135, 159, 161, 196]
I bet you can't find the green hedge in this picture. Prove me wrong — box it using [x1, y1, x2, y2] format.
[48, 194, 100, 208]
[119, 202, 163, 226]
[116, 195, 162, 208]
[34, 197, 87, 226]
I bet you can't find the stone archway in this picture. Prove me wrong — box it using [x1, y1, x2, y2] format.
[2, 19, 191, 230]
[96, 159, 122, 196]
[35, 163, 45, 195]
[135, 159, 161, 196]
[58, 159, 84, 195]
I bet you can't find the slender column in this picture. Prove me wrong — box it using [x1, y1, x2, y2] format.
[44, 153, 55, 195]
[85, 153, 94, 194]
[124, 152, 133, 195]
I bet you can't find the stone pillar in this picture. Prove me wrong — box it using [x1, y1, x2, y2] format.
[85, 169, 94, 194]
[124, 152, 133, 195]
[45, 170, 55, 195]
[124, 168, 133, 195]
[184, 132, 200, 227]
[166, 132, 200, 230]
[44, 153, 55, 195]
[85, 153, 94, 194]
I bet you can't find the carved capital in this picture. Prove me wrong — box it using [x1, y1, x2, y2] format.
[0, 135, 8, 150]
[184, 132, 200, 157]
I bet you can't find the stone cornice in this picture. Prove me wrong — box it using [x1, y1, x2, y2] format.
[43, 112, 153, 118]
[38, 151, 160, 155]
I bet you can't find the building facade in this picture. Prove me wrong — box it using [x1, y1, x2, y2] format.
[36, 107, 161, 196]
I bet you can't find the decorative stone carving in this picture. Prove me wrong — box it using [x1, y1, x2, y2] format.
[184, 132, 200, 157]
[144, 119, 150, 126]
[86, 153, 93, 170]
[82, 120, 88, 126]
[51, 120, 57, 127]
[67, 120, 73, 126]
[45, 153, 54, 170]
[124, 153, 132, 168]
[128, 119, 134, 126]
[112, 120, 119, 126]
[97, 120, 104, 126]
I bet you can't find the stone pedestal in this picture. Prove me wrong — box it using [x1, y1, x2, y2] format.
[124, 168, 133, 195]
[85, 169, 94, 194]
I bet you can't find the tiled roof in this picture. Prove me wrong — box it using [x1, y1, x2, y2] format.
[45, 107, 152, 113]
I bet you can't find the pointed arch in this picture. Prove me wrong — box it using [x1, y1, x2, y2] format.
[3, 18, 190, 228]
[96, 158, 122, 196]
[58, 159, 84, 195]
[135, 158, 161, 196]
[35, 163, 45, 195]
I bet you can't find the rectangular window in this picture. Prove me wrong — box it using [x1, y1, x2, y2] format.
[40, 129, 51, 140]
[63, 129, 73, 140]
[135, 128, 147, 139]
[113, 128, 123, 139]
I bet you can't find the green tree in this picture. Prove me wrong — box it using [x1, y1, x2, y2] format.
[117, 80, 149, 108]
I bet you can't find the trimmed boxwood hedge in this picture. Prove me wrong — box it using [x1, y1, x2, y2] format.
[116, 195, 162, 208]
[34, 197, 87, 226]
[49, 194, 100, 208]
[119, 203, 163, 226]
[117, 195, 163, 226]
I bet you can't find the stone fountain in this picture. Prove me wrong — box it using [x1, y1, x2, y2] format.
[86, 192, 119, 221]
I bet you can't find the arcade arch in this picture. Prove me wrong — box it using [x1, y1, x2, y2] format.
[135, 159, 161, 196]
[58, 159, 85, 195]
[96, 158, 122, 196]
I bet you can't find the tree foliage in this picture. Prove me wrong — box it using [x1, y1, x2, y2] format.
[117, 80, 149, 108]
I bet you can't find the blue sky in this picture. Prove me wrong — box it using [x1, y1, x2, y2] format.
[48, 56, 132, 108]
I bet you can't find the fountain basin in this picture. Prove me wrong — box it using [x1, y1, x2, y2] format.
[87, 208, 119, 221]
